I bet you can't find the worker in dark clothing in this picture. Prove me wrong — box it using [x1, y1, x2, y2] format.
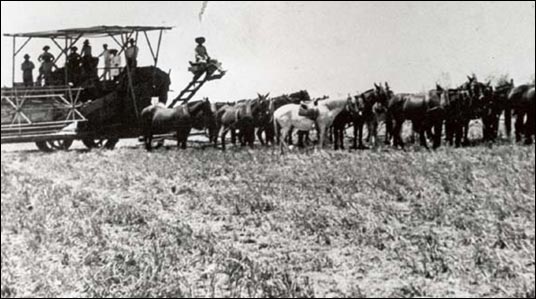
[67, 46, 82, 85]
[21, 54, 35, 87]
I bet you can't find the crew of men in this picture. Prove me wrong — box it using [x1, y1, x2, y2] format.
[21, 39, 133, 87]
[21, 37, 223, 86]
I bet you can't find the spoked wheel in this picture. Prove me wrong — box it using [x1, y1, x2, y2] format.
[35, 139, 73, 152]
[152, 139, 165, 149]
[48, 139, 73, 150]
[82, 138, 119, 150]
[35, 141, 53, 152]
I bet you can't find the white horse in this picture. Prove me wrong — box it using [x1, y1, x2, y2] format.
[273, 97, 351, 153]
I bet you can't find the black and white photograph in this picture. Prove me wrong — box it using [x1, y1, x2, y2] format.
[1, 1, 535, 297]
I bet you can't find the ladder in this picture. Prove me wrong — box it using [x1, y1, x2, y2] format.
[168, 66, 226, 108]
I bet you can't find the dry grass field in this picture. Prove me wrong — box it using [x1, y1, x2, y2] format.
[1, 140, 535, 297]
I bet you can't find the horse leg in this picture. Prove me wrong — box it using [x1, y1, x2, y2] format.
[454, 121, 463, 148]
[317, 125, 326, 151]
[351, 122, 358, 149]
[257, 127, 265, 146]
[183, 127, 192, 149]
[279, 126, 291, 154]
[297, 131, 305, 148]
[366, 121, 373, 146]
[515, 111, 525, 143]
[372, 120, 378, 147]
[385, 114, 393, 145]
[493, 115, 500, 140]
[433, 121, 442, 149]
[248, 126, 255, 148]
[221, 127, 228, 151]
[176, 129, 182, 150]
[419, 129, 429, 150]
[145, 131, 153, 151]
[288, 127, 294, 145]
[358, 122, 364, 149]
[339, 126, 345, 150]
[230, 128, 237, 145]
[333, 126, 339, 150]
[394, 119, 405, 149]
[504, 103, 512, 139]
[445, 120, 454, 146]
[409, 122, 416, 144]
[525, 110, 534, 145]
[482, 115, 490, 142]
[462, 120, 470, 146]
[358, 121, 368, 150]
[265, 125, 275, 146]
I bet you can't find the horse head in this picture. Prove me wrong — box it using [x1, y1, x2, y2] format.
[346, 94, 361, 117]
[298, 100, 319, 120]
[254, 93, 273, 125]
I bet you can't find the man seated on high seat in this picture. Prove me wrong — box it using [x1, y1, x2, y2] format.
[190, 37, 226, 80]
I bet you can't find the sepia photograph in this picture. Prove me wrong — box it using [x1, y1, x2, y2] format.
[1, 1, 535, 297]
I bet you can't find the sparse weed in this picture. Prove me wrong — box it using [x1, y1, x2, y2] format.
[1, 144, 534, 297]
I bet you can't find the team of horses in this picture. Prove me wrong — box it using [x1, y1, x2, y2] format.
[140, 75, 535, 152]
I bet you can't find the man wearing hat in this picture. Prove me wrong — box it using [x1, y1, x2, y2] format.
[193, 37, 226, 79]
[81, 39, 92, 57]
[125, 39, 139, 69]
[21, 54, 35, 87]
[98, 44, 112, 80]
[37, 46, 55, 86]
[67, 46, 82, 85]
[195, 37, 209, 63]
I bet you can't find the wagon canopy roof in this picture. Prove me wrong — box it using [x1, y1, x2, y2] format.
[4, 25, 173, 39]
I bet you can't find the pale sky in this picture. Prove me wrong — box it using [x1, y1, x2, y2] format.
[1, 1, 534, 100]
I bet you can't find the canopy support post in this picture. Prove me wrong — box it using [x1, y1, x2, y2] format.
[12, 36, 16, 87]
[64, 36, 69, 85]
[155, 29, 163, 68]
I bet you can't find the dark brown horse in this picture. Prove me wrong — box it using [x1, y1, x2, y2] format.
[217, 97, 263, 150]
[208, 102, 233, 146]
[442, 87, 471, 147]
[507, 84, 535, 144]
[331, 84, 386, 150]
[479, 80, 515, 142]
[456, 75, 495, 145]
[387, 87, 445, 149]
[141, 98, 212, 151]
[331, 83, 393, 150]
[330, 94, 361, 150]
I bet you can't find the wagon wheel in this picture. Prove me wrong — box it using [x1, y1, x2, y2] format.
[152, 139, 165, 149]
[82, 138, 119, 150]
[34, 139, 73, 152]
[35, 141, 53, 152]
[47, 139, 73, 151]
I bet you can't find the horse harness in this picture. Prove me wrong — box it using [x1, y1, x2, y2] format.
[181, 104, 191, 118]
